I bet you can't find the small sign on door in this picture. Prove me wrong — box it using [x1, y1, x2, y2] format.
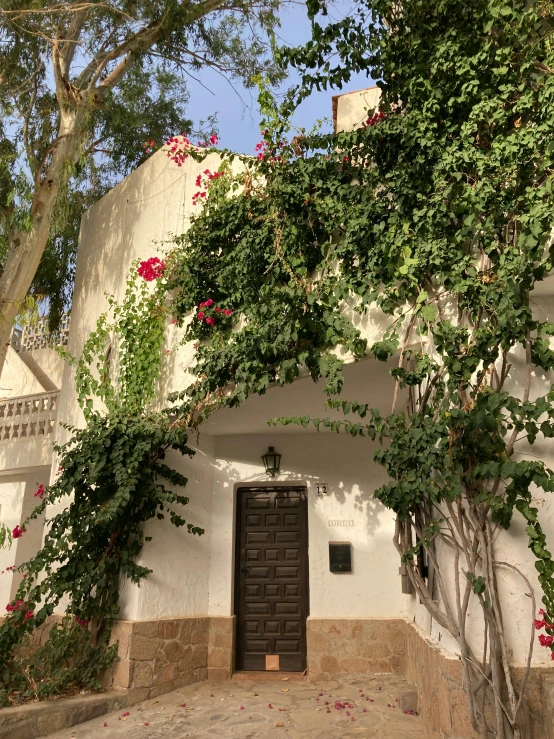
[266, 655, 280, 671]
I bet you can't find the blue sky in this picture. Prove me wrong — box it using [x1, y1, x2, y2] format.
[185, 1, 375, 154]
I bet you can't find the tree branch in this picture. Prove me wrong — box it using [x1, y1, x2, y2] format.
[58, 7, 88, 79]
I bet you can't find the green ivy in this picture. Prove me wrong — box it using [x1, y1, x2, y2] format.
[0, 262, 202, 706]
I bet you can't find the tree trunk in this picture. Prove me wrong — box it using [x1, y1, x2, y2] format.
[0, 108, 80, 373]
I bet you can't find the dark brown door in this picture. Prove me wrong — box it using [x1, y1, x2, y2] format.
[235, 487, 308, 672]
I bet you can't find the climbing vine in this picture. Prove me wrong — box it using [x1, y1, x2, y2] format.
[0, 259, 203, 707]
[164, 1, 554, 736]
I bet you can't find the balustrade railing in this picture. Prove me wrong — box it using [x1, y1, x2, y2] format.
[0, 391, 59, 442]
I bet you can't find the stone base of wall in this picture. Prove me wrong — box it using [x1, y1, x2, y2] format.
[9, 613, 553, 738]
[404, 619, 553, 739]
[306, 617, 553, 738]
[543, 673, 554, 739]
[104, 616, 235, 701]
[105, 617, 209, 702]
[307, 618, 406, 680]
[207, 616, 235, 680]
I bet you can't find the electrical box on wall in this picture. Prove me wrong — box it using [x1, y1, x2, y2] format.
[329, 541, 352, 573]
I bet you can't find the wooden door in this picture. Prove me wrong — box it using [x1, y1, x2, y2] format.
[235, 487, 308, 672]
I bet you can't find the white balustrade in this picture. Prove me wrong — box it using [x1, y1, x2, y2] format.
[0, 391, 59, 442]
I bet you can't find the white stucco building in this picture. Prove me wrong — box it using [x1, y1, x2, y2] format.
[1, 88, 553, 738]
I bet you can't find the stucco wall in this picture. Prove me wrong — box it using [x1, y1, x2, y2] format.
[0, 469, 49, 604]
[334, 86, 382, 132]
[119, 439, 215, 622]
[208, 432, 407, 621]
[0, 347, 46, 399]
[18, 348, 65, 392]
[55, 146, 224, 451]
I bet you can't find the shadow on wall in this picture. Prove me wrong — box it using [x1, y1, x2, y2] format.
[210, 432, 389, 539]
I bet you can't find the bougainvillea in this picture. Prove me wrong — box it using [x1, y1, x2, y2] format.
[137, 256, 166, 282]
[0, 262, 203, 706]
[165, 1, 554, 735]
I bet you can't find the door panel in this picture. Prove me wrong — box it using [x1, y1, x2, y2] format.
[235, 487, 308, 672]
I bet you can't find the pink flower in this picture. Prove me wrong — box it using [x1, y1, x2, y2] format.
[104, 722, 108, 727]
[6, 600, 24, 612]
[205, 299, 213, 307]
[205, 317, 216, 326]
[215, 306, 221, 313]
[223, 309, 233, 316]
[34, 484, 45, 498]
[12, 525, 25, 539]
[539, 634, 554, 647]
[209, 134, 219, 145]
[144, 723, 150, 726]
[122, 712, 130, 717]
[535, 619, 547, 630]
[268, 703, 273, 708]
[137, 257, 166, 282]
[197, 312, 205, 320]
[539, 609, 546, 615]
[363, 708, 367, 713]
[240, 705, 245, 710]
[180, 703, 186, 707]
[75, 616, 88, 628]
[172, 319, 178, 324]
[24, 610, 34, 621]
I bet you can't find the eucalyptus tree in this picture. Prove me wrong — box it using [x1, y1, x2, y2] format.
[0, 0, 283, 364]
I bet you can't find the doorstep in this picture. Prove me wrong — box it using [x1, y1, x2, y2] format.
[231, 671, 308, 682]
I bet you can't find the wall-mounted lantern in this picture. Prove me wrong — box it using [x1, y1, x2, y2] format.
[262, 446, 281, 477]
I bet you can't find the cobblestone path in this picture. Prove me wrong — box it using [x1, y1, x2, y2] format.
[44, 673, 428, 739]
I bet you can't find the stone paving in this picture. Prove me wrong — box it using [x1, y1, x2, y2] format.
[43, 674, 428, 739]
